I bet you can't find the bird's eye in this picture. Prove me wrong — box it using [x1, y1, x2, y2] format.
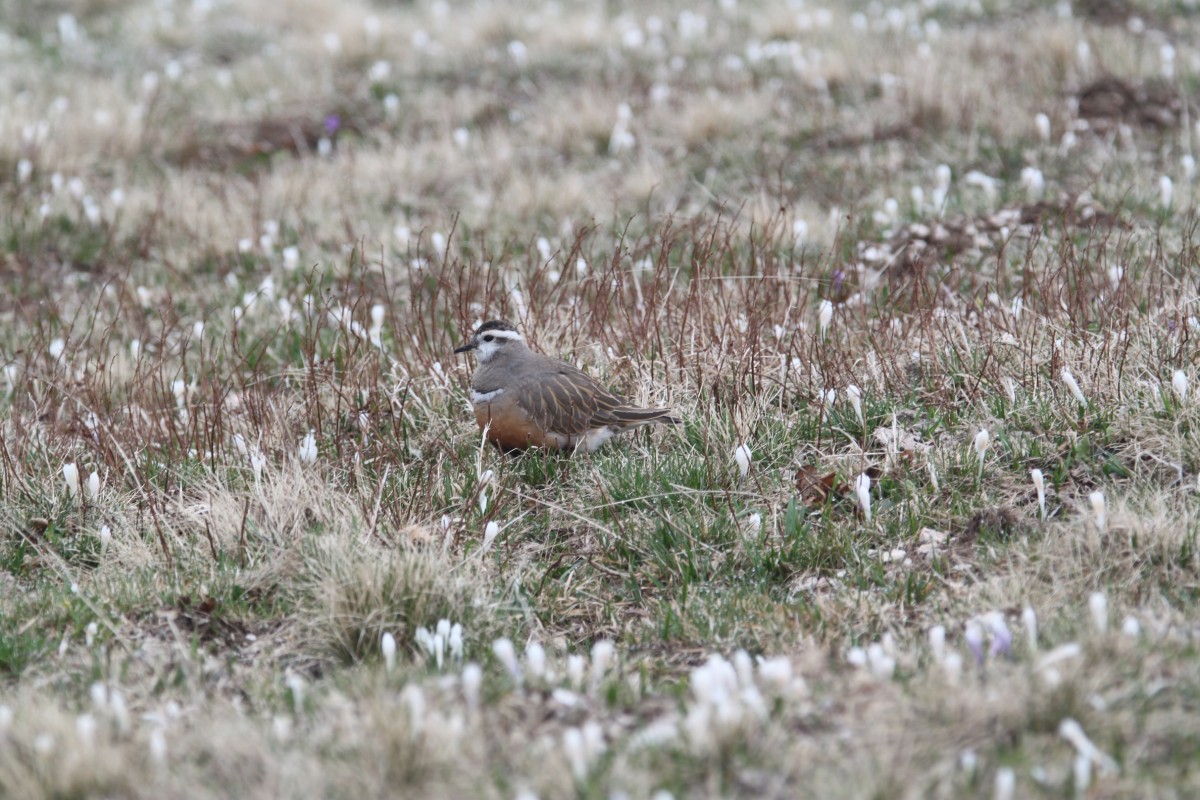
[483, 335, 494, 342]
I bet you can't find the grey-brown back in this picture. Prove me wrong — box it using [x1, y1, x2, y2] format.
[472, 345, 677, 436]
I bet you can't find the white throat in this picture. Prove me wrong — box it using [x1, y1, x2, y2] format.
[476, 341, 503, 363]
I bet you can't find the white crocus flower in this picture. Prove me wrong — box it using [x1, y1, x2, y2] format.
[818, 299, 833, 337]
[855, 473, 872, 522]
[1172, 370, 1187, 403]
[734, 443, 752, 481]
[973, 429, 990, 480]
[846, 384, 864, 427]
[1031, 469, 1046, 519]
[1088, 592, 1108, 633]
[381, 633, 397, 672]
[482, 521, 500, 552]
[63, 463, 80, 498]
[298, 430, 317, 463]
[1089, 491, 1107, 532]
[1061, 368, 1086, 407]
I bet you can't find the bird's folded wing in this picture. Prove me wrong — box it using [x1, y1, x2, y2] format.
[519, 367, 626, 435]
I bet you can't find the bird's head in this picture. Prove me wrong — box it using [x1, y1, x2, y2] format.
[453, 319, 525, 363]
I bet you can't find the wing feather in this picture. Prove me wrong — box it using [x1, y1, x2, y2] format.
[515, 356, 679, 435]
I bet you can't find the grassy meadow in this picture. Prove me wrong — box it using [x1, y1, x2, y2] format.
[2, 0, 1200, 796]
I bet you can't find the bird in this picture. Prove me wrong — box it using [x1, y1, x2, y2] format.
[452, 320, 681, 453]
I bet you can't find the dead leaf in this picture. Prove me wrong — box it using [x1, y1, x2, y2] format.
[795, 466, 842, 506]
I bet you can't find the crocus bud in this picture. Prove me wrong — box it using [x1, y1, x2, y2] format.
[589, 640, 615, 694]
[1020, 166, 1044, 199]
[461, 663, 483, 713]
[1089, 491, 1107, 532]
[1073, 753, 1092, 793]
[733, 443, 752, 481]
[984, 613, 1012, 658]
[285, 673, 304, 711]
[1022, 606, 1038, 652]
[1061, 368, 1086, 407]
[855, 473, 872, 522]
[994, 767, 1015, 800]
[381, 632, 397, 672]
[298, 430, 317, 463]
[1088, 592, 1108, 633]
[973, 429, 990, 479]
[928, 625, 946, 661]
[1172, 370, 1188, 403]
[1034, 112, 1051, 142]
[567, 654, 586, 690]
[492, 638, 521, 684]
[964, 620, 985, 666]
[941, 652, 963, 682]
[524, 641, 546, 680]
[847, 384, 864, 427]
[148, 728, 167, 765]
[818, 299, 833, 337]
[63, 463, 80, 499]
[482, 521, 500, 551]
[563, 727, 588, 781]
[866, 643, 894, 679]
[1031, 469, 1046, 519]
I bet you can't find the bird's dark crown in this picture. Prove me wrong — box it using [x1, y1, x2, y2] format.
[475, 320, 518, 334]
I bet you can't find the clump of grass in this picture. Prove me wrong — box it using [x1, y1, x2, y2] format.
[296, 531, 505, 665]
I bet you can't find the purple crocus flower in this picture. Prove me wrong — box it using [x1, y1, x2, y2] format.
[986, 613, 1013, 658]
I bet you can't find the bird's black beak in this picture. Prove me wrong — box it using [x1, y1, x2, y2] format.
[453, 340, 478, 354]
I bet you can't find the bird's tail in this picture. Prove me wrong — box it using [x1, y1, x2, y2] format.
[612, 407, 682, 426]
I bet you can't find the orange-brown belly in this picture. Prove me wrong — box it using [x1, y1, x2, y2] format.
[474, 402, 566, 451]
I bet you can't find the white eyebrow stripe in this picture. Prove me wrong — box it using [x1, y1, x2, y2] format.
[483, 330, 523, 340]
